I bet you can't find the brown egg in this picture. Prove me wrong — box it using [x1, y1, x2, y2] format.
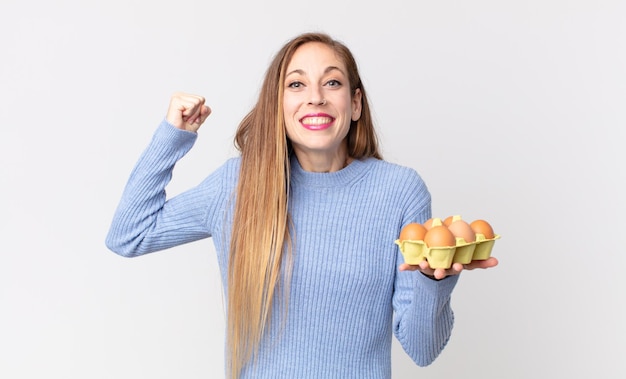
[470, 219, 495, 239]
[399, 223, 427, 241]
[424, 225, 456, 247]
[448, 219, 476, 243]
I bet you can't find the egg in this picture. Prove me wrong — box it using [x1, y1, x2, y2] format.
[447, 218, 476, 243]
[470, 219, 495, 239]
[424, 225, 456, 247]
[399, 223, 427, 241]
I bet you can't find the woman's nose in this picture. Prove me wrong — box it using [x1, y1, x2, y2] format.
[309, 98, 326, 105]
[308, 87, 325, 105]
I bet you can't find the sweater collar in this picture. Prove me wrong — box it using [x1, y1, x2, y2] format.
[289, 154, 370, 188]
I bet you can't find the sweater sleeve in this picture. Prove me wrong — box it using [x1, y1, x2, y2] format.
[393, 267, 459, 366]
[105, 119, 223, 257]
[391, 169, 460, 366]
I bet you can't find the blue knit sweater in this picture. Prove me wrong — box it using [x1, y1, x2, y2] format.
[105, 120, 459, 378]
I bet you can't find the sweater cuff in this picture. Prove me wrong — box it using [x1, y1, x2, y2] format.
[415, 271, 459, 296]
[155, 118, 198, 148]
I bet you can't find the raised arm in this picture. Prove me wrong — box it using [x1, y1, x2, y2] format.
[105, 93, 215, 257]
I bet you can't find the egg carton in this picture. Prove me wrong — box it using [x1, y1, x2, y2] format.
[394, 233, 500, 269]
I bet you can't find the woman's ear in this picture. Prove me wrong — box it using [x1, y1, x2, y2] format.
[351, 88, 362, 121]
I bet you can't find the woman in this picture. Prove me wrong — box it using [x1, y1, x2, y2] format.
[106, 32, 498, 379]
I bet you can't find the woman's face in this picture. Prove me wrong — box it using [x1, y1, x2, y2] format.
[283, 42, 362, 172]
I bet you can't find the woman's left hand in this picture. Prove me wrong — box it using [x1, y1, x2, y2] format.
[398, 257, 499, 280]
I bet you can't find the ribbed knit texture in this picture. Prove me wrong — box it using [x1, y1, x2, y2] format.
[106, 120, 459, 379]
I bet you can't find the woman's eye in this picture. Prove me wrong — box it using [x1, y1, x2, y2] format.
[288, 81, 303, 88]
[326, 79, 341, 87]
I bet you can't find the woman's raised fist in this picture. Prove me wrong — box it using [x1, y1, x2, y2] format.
[166, 92, 211, 132]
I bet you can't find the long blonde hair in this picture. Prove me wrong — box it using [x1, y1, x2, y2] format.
[228, 32, 381, 378]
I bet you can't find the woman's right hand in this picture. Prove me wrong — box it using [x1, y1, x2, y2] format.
[166, 92, 212, 132]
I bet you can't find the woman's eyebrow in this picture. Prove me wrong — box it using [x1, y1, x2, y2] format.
[286, 66, 345, 77]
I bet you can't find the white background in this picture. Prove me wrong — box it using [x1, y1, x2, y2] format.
[1, 0, 624, 378]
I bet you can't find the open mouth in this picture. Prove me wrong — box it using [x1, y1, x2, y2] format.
[300, 116, 334, 130]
